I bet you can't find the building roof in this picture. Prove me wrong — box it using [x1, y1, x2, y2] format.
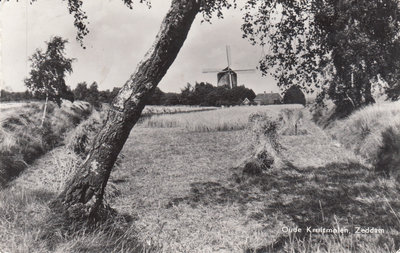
[254, 93, 282, 104]
[242, 97, 251, 105]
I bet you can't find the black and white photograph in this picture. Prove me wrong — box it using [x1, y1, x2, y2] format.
[1, 0, 400, 252]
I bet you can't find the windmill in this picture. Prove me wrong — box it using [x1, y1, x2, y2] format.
[203, 46, 255, 89]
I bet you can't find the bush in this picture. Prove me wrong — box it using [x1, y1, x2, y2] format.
[375, 127, 400, 179]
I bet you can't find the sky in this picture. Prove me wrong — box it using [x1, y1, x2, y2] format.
[0, 0, 279, 94]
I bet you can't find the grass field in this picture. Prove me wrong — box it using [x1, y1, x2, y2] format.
[142, 104, 302, 132]
[0, 103, 399, 252]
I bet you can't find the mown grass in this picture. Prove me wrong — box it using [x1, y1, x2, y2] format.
[1, 104, 399, 252]
[0, 101, 92, 187]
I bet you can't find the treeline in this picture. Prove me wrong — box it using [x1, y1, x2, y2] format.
[146, 82, 256, 106]
[0, 90, 37, 102]
[177, 82, 256, 106]
[2, 81, 256, 107]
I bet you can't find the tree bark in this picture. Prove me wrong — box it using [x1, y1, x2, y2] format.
[55, 0, 201, 218]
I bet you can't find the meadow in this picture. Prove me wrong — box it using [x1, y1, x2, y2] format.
[0, 102, 399, 252]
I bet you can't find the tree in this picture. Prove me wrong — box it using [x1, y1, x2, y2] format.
[230, 86, 256, 102]
[24, 36, 75, 126]
[73, 82, 89, 101]
[283, 85, 306, 106]
[191, 82, 215, 105]
[179, 82, 256, 106]
[242, 0, 400, 115]
[144, 87, 165, 105]
[87, 82, 100, 108]
[99, 89, 112, 104]
[161, 92, 180, 105]
[42, 0, 236, 220]
[180, 83, 195, 105]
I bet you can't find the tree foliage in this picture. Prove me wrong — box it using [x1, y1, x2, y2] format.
[24, 36, 75, 106]
[242, 0, 400, 112]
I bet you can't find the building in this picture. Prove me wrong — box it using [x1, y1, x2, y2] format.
[217, 67, 238, 88]
[254, 91, 282, 105]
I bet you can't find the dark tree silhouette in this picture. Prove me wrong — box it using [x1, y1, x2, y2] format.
[73, 82, 89, 101]
[283, 85, 306, 106]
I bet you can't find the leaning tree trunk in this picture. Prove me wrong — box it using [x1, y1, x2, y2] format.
[54, 0, 201, 219]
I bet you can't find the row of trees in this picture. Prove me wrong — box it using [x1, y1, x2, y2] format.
[73, 82, 120, 107]
[74, 81, 256, 107]
[146, 82, 256, 106]
[2, 81, 257, 107]
[0, 90, 36, 102]
[179, 82, 256, 106]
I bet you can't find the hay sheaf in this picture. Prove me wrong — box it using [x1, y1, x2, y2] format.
[239, 112, 285, 175]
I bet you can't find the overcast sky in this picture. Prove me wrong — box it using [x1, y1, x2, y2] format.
[0, 0, 279, 94]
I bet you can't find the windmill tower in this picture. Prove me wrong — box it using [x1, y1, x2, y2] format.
[203, 46, 255, 89]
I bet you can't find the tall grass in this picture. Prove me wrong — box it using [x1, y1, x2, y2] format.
[142, 104, 303, 132]
[328, 101, 400, 163]
[0, 101, 92, 187]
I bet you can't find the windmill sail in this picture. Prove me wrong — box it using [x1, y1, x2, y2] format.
[202, 68, 222, 73]
[226, 45, 231, 68]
